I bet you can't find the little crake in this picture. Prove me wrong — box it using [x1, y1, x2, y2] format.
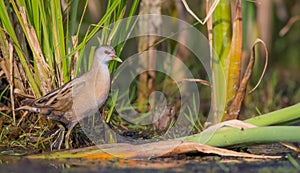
[17, 46, 122, 149]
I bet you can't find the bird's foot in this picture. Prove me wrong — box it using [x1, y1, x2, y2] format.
[50, 124, 65, 150]
[65, 130, 72, 149]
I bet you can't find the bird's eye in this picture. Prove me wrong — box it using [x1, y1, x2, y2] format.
[104, 50, 110, 55]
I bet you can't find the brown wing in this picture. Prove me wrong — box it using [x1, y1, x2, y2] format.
[19, 78, 86, 115]
[34, 82, 73, 112]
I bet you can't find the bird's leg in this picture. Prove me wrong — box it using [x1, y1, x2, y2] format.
[51, 123, 66, 150]
[65, 122, 77, 149]
[64, 129, 72, 149]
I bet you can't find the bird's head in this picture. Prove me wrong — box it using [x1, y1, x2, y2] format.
[94, 46, 122, 65]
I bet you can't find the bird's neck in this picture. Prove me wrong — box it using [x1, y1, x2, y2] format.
[92, 57, 108, 69]
[91, 59, 111, 106]
[90, 59, 110, 81]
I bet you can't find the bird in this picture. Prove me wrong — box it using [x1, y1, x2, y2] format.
[17, 46, 122, 149]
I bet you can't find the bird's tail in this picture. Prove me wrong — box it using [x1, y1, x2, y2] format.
[16, 99, 54, 115]
[15, 105, 39, 112]
[15, 99, 38, 112]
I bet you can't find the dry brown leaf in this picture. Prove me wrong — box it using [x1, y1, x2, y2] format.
[0, 105, 10, 111]
[8, 41, 16, 125]
[223, 0, 243, 121]
[162, 141, 279, 159]
[14, 88, 35, 98]
[28, 140, 281, 160]
[279, 16, 300, 36]
[16, 111, 29, 127]
[178, 79, 211, 87]
[227, 38, 268, 118]
[0, 58, 10, 82]
[0, 69, 4, 78]
[181, 0, 219, 25]
[203, 119, 256, 133]
[248, 39, 268, 94]
[20, 7, 51, 94]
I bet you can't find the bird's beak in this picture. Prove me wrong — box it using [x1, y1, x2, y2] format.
[113, 55, 123, 63]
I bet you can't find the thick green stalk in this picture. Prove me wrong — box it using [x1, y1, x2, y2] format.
[211, 0, 232, 123]
[185, 126, 300, 147]
[225, 0, 242, 114]
[245, 103, 300, 126]
[212, 0, 232, 66]
[182, 103, 300, 147]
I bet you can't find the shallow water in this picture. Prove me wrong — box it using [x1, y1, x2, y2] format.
[0, 155, 299, 173]
[0, 144, 299, 173]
